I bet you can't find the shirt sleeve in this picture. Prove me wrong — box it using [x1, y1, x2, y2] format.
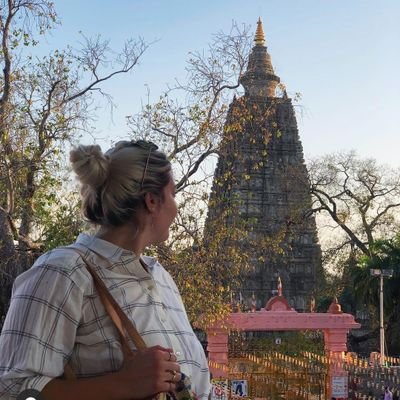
[0, 261, 84, 399]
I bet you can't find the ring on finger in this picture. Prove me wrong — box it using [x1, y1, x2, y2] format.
[170, 370, 177, 381]
[168, 351, 174, 361]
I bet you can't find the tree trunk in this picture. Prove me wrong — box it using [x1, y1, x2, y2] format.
[0, 208, 19, 317]
[19, 167, 36, 240]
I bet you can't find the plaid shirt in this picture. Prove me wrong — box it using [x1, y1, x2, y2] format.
[0, 234, 210, 399]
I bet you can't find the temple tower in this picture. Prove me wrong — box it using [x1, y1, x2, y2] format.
[206, 19, 322, 312]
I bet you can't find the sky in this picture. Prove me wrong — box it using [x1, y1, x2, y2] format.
[42, 0, 400, 168]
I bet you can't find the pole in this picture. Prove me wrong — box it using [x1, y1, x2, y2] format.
[380, 274, 385, 366]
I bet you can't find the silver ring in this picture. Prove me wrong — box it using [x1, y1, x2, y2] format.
[168, 351, 174, 361]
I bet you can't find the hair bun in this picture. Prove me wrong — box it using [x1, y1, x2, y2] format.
[70, 144, 110, 188]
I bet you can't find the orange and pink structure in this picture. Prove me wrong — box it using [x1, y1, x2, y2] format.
[206, 278, 361, 398]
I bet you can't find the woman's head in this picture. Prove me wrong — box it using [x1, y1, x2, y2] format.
[70, 140, 172, 229]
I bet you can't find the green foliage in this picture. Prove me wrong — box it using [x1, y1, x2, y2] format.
[35, 189, 83, 251]
[128, 22, 257, 323]
[229, 331, 325, 356]
[162, 211, 253, 327]
[306, 151, 400, 350]
[349, 234, 400, 354]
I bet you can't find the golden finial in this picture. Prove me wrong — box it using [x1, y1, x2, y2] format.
[254, 17, 265, 45]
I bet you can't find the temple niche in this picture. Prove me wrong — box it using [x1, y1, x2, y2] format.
[205, 19, 323, 312]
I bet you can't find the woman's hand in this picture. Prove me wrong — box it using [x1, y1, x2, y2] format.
[41, 346, 181, 400]
[117, 345, 182, 399]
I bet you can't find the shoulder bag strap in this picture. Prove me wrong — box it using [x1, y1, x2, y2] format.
[63, 247, 168, 400]
[70, 247, 147, 350]
[63, 247, 147, 381]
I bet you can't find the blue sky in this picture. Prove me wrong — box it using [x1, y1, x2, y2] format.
[44, 1, 399, 167]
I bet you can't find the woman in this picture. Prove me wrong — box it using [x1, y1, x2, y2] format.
[0, 140, 210, 399]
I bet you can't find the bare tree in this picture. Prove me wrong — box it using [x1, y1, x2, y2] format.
[306, 151, 400, 265]
[127, 22, 253, 255]
[128, 22, 253, 192]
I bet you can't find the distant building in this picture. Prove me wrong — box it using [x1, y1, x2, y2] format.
[205, 19, 323, 311]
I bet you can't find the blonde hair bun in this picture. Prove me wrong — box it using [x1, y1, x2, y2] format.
[70, 144, 110, 188]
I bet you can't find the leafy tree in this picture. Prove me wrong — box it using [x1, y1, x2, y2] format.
[350, 235, 400, 354]
[35, 188, 83, 252]
[305, 151, 400, 353]
[130, 22, 293, 326]
[128, 22, 258, 325]
[0, 0, 148, 312]
[229, 330, 324, 357]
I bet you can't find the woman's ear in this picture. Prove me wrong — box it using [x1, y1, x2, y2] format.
[144, 192, 160, 213]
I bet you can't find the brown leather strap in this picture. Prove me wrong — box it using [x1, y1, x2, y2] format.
[63, 247, 147, 379]
[79, 252, 147, 350]
[71, 247, 147, 349]
[63, 363, 76, 380]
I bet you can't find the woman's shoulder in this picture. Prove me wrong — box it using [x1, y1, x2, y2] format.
[14, 245, 93, 295]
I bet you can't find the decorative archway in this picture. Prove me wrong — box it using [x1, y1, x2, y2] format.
[206, 280, 361, 398]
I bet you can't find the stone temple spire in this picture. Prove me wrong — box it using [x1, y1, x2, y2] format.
[206, 18, 322, 312]
[239, 18, 280, 98]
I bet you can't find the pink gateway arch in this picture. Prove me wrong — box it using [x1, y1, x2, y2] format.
[206, 279, 361, 398]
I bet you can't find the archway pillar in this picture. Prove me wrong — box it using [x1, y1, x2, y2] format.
[207, 326, 229, 378]
[324, 328, 349, 353]
[324, 329, 349, 399]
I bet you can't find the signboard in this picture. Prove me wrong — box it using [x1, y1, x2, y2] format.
[231, 380, 248, 397]
[211, 379, 229, 400]
[332, 376, 348, 398]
